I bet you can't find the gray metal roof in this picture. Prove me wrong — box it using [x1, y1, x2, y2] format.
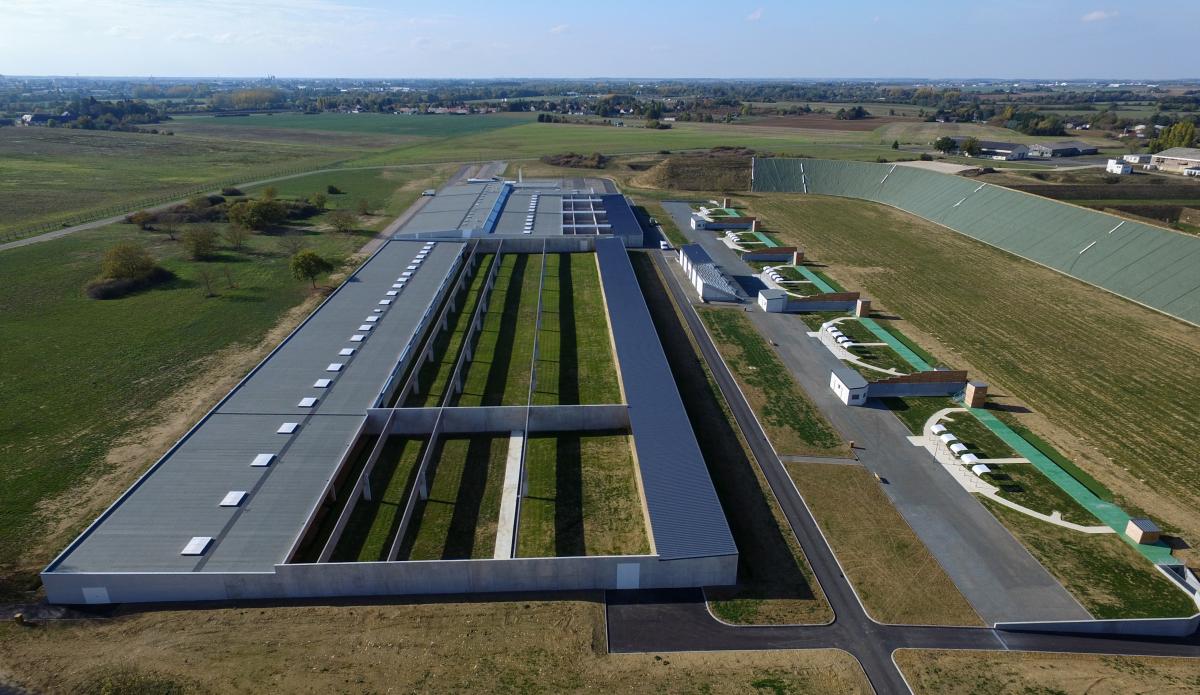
[680, 243, 713, 265]
[47, 240, 465, 574]
[1154, 147, 1200, 161]
[832, 363, 869, 390]
[595, 237, 737, 560]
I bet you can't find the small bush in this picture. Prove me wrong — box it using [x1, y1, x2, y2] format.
[221, 186, 243, 196]
[86, 266, 174, 299]
[919, 153, 933, 161]
[326, 184, 342, 194]
[181, 226, 219, 259]
[101, 242, 157, 279]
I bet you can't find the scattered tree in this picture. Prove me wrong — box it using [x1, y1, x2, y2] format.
[326, 184, 342, 194]
[278, 232, 307, 256]
[262, 186, 278, 201]
[101, 242, 156, 279]
[221, 186, 243, 197]
[196, 266, 217, 297]
[1148, 121, 1196, 153]
[311, 192, 328, 209]
[933, 136, 957, 153]
[223, 224, 250, 250]
[223, 266, 238, 289]
[187, 195, 212, 211]
[228, 199, 287, 230]
[290, 249, 333, 288]
[181, 225, 219, 260]
[891, 140, 900, 150]
[328, 209, 357, 234]
[356, 198, 371, 216]
[960, 137, 982, 156]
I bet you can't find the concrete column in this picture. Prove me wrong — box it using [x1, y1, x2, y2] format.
[722, 197, 730, 208]
[793, 250, 805, 264]
[855, 299, 872, 317]
[750, 219, 759, 232]
[362, 477, 373, 502]
[417, 472, 429, 499]
[964, 381, 989, 408]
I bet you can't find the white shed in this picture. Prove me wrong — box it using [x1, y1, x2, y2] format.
[961, 453, 980, 466]
[970, 463, 992, 476]
[939, 433, 958, 444]
[949, 442, 970, 455]
[930, 423, 948, 436]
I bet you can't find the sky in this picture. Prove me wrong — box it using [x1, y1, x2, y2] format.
[1, 0, 1197, 80]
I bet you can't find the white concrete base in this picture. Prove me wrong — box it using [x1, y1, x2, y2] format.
[495, 430, 525, 560]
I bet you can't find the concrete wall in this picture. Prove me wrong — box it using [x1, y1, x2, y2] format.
[369, 405, 630, 436]
[785, 299, 858, 312]
[474, 237, 596, 254]
[41, 553, 738, 605]
[866, 381, 965, 398]
[995, 613, 1200, 638]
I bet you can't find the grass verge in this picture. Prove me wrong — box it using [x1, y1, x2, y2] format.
[518, 432, 649, 557]
[698, 307, 845, 457]
[631, 251, 832, 624]
[895, 649, 1200, 695]
[979, 498, 1196, 618]
[787, 463, 982, 626]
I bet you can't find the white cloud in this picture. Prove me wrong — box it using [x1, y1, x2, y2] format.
[746, 8, 763, 21]
[549, 23, 569, 34]
[1081, 9, 1118, 22]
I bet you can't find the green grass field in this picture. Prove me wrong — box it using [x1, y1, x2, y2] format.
[173, 112, 535, 139]
[517, 432, 648, 558]
[697, 308, 845, 457]
[399, 435, 508, 561]
[241, 166, 451, 229]
[403, 254, 495, 407]
[454, 254, 541, 407]
[631, 252, 832, 624]
[331, 437, 428, 562]
[749, 194, 1200, 546]
[983, 465, 1098, 526]
[980, 499, 1195, 618]
[532, 253, 621, 405]
[0, 128, 344, 237]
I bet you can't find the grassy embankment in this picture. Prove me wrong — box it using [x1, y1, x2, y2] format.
[697, 307, 846, 457]
[0, 165, 445, 594]
[788, 463, 982, 626]
[750, 193, 1200, 615]
[630, 252, 832, 625]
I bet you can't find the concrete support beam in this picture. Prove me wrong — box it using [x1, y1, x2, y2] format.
[495, 430, 525, 560]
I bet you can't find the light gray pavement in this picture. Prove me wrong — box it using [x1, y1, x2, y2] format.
[661, 201, 1091, 624]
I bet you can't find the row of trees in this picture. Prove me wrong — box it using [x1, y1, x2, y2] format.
[1148, 122, 1197, 153]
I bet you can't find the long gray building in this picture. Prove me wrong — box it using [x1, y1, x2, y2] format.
[43, 187, 735, 604]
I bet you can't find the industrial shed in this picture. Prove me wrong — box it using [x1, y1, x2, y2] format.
[678, 244, 740, 301]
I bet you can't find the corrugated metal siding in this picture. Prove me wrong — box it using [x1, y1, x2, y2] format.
[752, 158, 1200, 325]
[595, 237, 738, 559]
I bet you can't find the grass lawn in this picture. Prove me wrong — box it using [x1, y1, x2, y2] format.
[631, 252, 832, 625]
[174, 112, 535, 139]
[454, 253, 541, 407]
[331, 437, 428, 562]
[787, 463, 982, 625]
[403, 254, 495, 407]
[795, 311, 845, 330]
[532, 254, 621, 405]
[0, 210, 392, 593]
[882, 397, 957, 434]
[517, 432, 648, 557]
[697, 307, 845, 457]
[895, 649, 1200, 695]
[979, 498, 1196, 618]
[846, 344, 911, 376]
[0, 127, 344, 237]
[0, 603, 871, 694]
[750, 194, 1200, 545]
[400, 435, 508, 561]
[983, 465, 1099, 526]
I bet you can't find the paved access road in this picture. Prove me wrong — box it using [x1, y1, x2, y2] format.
[620, 244, 1199, 694]
[658, 201, 1089, 624]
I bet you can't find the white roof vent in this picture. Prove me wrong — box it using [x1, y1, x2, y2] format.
[277, 422, 299, 434]
[297, 397, 318, 407]
[358, 324, 373, 331]
[220, 491, 248, 507]
[379, 299, 392, 305]
[386, 290, 398, 296]
[365, 316, 380, 322]
[181, 536, 213, 556]
[326, 363, 344, 372]
[350, 334, 365, 342]
[250, 453, 275, 467]
[313, 379, 332, 388]
[338, 348, 355, 356]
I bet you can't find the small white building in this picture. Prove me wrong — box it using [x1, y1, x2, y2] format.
[829, 365, 868, 406]
[1123, 153, 1152, 164]
[757, 288, 788, 312]
[1106, 158, 1132, 175]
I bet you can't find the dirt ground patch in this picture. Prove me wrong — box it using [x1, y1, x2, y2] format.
[0, 601, 870, 694]
[787, 463, 982, 626]
[895, 649, 1200, 694]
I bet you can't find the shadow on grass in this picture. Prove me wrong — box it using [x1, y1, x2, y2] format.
[478, 255, 528, 406]
[442, 436, 499, 559]
[630, 252, 821, 609]
[556, 254, 580, 404]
